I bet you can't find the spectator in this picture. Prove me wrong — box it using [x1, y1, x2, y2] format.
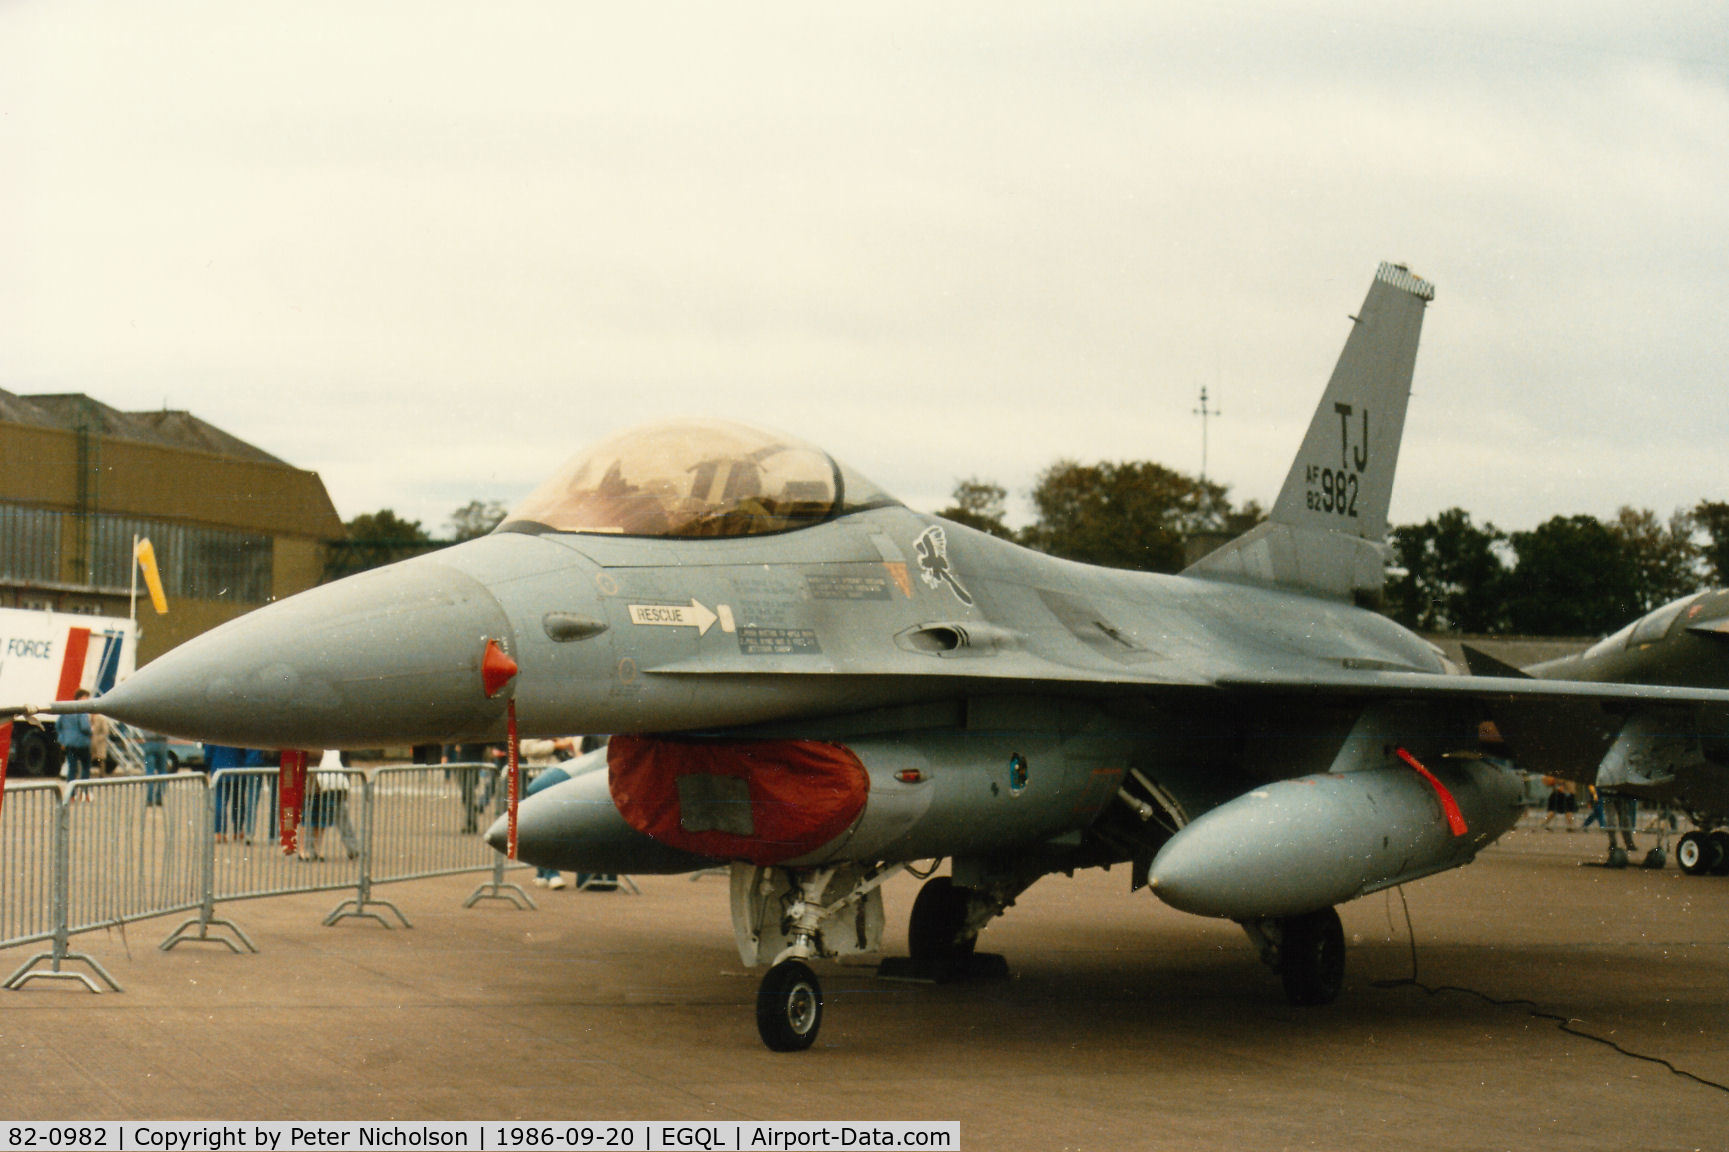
[56, 690, 93, 785]
[90, 709, 110, 776]
[299, 750, 360, 862]
[1604, 792, 1639, 860]
[1540, 778, 1577, 831]
[222, 748, 271, 843]
[520, 737, 577, 889]
[448, 742, 495, 833]
[141, 729, 170, 806]
[204, 744, 245, 841]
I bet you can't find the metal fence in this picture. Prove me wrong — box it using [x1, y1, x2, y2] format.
[2, 763, 536, 993]
[0, 780, 61, 951]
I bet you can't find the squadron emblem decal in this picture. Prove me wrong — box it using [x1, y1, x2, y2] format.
[913, 525, 973, 606]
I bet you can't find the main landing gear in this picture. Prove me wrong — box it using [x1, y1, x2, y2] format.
[738, 864, 1025, 1051]
[906, 876, 979, 980]
[1676, 829, 1729, 877]
[889, 871, 1022, 983]
[1242, 906, 1346, 1007]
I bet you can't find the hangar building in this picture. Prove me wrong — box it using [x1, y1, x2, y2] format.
[1, 389, 344, 665]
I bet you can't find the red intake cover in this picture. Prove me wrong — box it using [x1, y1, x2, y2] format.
[608, 734, 869, 865]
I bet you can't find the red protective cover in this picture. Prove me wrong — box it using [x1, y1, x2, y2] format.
[609, 734, 869, 865]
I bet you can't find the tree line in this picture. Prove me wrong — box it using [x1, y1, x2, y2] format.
[1384, 503, 1729, 636]
[938, 465, 1727, 638]
[936, 464, 1263, 574]
[333, 472, 1727, 639]
[325, 500, 507, 580]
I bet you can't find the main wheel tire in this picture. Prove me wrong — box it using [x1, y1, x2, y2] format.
[10, 726, 57, 778]
[908, 876, 977, 979]
[1678, 831, 1710, 876]
[1278, 907, 1345, 1007]
[1710, 831, 1729, 877]
[756, 959, 823, 1052]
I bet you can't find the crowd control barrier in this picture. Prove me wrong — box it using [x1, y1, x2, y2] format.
[1, 763, 540, 993]
[1, 780, 61, 952]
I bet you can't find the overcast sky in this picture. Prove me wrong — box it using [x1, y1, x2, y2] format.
[4, 2, 1725, 538]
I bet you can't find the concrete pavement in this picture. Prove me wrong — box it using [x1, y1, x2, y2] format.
[4, 826, 1727, 1150]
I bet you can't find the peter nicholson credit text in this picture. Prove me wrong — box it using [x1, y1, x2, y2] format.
[1, 1122, 961, 1151]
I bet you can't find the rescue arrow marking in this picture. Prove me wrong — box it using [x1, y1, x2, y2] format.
[629, 599, 720, 636]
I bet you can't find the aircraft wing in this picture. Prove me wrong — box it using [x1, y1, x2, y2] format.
[649, 647, 1729, 708]
[1216, 668, 1729, 784]
[1213, 668, 1729, 707]
[647, 654, 1729, 787]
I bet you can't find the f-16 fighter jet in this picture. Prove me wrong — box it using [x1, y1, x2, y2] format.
[42, 264, 1729, 1050]
[1464, 590, 1729, 876]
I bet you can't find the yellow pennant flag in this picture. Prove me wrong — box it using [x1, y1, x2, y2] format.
[135, 537, 169, 615]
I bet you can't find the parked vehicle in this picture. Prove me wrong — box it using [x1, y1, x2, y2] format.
[1, 607, 137, 777]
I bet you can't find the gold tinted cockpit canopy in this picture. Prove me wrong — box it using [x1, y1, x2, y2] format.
[499, 419, 899, 539]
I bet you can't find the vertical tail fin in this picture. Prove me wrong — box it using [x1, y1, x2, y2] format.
[1184, 262, 1434, 602]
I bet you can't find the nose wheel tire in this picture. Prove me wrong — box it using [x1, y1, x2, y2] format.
[1278, 907, 1345, 1007]
[757, 959, 823, 1052]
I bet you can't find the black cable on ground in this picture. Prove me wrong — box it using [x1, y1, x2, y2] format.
[1369, 886, 1729, 1096]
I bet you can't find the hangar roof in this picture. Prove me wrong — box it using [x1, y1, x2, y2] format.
[0, 389, 287, 466]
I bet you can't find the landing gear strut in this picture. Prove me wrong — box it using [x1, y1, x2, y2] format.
[1243, 906, 1346, 1007]
[1278, 907, 1346, 1006]
[733, 863, 902, 1052]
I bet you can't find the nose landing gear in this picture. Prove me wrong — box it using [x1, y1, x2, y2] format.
[733, 863, 902, 1052]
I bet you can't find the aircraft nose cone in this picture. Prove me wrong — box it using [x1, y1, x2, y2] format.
[98, 555, 516, 748]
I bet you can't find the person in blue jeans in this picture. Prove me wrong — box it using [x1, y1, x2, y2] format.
[141, 730, 170, 806]
[205, 744, 245, 840]
[55, 690, 93, 783]
[520, 738, 619, 891]
[225, 748, 272, 842]
[520, 742, 575, 889]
